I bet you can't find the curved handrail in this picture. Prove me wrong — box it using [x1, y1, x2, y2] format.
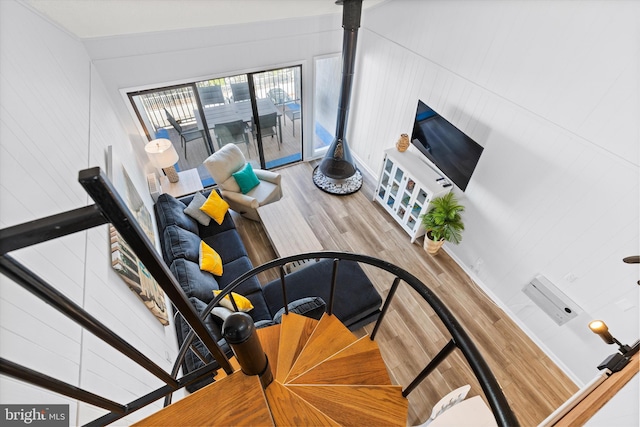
[168, 251, 519, 426]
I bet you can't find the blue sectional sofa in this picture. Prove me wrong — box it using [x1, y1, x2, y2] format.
[154, 190, 382, 391]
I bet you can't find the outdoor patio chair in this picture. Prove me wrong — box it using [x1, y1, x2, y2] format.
[267, 88, 300, 136]
[283, 101, 301, 136]
[230, 82, 250, 102]
[214, 119, 252, 157]
[164, 109, 205, 159]
[252, 112, 281, 150]
[267, 88, 291, 105]
[198, 85, 225, 106]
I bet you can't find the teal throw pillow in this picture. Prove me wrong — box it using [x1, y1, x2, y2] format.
[232, 163, 260, 194]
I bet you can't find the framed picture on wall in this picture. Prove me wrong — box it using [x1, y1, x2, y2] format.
[107, 146, 169, 326]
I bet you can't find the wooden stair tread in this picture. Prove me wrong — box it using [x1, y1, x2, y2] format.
[275, 313, 319, 382]
[285, 314, 357, 382]
[133, 372, 274, 426]
[138, 313, 407, 426]
[288, 385, 407, 427]
[257, 323, 281, 379]
[289, 336, 392, 386]
[265, 381, 340, 426]
[212, 356, 241, 381]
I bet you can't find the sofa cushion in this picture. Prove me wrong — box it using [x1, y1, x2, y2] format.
[246, 180, 280, 206]
[163, 225, 201, 264]
[212, 290, 254, 312]
[221, 176, 241, 193]
[243, 290, 272, 323]
[170, 258, 219, 302]
[199, 241, 223, 276]
[200, 190, 230, 225]
[262, 259, 382, 328]
[179, 190, 237, 238]
[273, 297, 326, 323]
[175, 297, 230, 393]
[203, 143, 245, 191]
[183, 192, 211, 226]
[155, 193, 199, 235]
[216, 256, 261, 295]
[203, 230, 248, 264]
[232, 163, 260, 194]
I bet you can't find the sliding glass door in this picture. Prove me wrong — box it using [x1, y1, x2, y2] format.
[128, 65, 303, 184]
[250, 66, 302, 169]
[196, 67, 302, 170]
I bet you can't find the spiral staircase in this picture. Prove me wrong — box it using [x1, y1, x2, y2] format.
[0, 168, 518, 426]
[134, 312, 408, 426]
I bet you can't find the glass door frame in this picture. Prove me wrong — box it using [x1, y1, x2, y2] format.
[127, 82, 214, 153]
[247, 65, 303, 170]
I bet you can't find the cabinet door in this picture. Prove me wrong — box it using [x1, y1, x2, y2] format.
[406, 187, 430, 233]
[388, 162, 405, 212]
[395, 176, 413, 223]
[376, 156, 394, 205]
[377, 157, 406, 213]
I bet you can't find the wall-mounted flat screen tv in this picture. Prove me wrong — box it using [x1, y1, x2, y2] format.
[411, 100, 484, 191]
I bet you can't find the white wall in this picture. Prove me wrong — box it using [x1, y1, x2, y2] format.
[350, 0, 639, 387]
[0, 2, 179, 424]
[83, 13, 344, 160]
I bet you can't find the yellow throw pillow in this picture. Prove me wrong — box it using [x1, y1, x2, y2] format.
[199, 191, 229, 225]
[199, 241, 223, 276]
[212, 290, 254, 312]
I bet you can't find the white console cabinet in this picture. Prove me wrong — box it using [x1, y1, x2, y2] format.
[373, 148, 451, 243]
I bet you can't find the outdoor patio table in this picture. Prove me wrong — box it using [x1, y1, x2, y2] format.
[198, 98, 284, 151]
[203, 98, 281, 128]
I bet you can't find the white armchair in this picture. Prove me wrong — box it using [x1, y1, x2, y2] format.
[203, 144, 282, 221]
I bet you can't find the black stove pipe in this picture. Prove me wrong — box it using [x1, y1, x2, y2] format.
[319, 0, 363, 180]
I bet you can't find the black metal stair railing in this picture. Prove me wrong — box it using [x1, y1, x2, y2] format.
[0, 166, 518, 426]
[0, 167, 232, 423]
[168, 253, 519, 427]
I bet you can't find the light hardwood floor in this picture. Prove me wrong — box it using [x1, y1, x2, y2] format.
[231, 160, 578, 426]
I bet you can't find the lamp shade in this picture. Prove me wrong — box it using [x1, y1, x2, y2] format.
[145, 138, 179, 169]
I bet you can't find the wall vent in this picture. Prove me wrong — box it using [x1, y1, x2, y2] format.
[522, 275, 581, 326]
[147, 173, 161, 202]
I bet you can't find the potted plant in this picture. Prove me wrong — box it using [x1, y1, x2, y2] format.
[421, 192, 465, 255]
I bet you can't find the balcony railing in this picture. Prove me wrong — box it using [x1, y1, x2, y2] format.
[135, 69, 300, 134]
[0, 167, 518, 426]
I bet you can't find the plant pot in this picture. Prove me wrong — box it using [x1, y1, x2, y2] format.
[423, 233, 445, 255]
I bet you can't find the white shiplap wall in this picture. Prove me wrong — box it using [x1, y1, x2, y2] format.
[350, 0, 639, 388]
[0, 1, 179, 424]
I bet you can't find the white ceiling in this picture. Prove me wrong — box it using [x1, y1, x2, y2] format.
[24, 0, 385, 39]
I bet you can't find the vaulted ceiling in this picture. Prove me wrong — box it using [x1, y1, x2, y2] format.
[24, 0, 385, 38]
